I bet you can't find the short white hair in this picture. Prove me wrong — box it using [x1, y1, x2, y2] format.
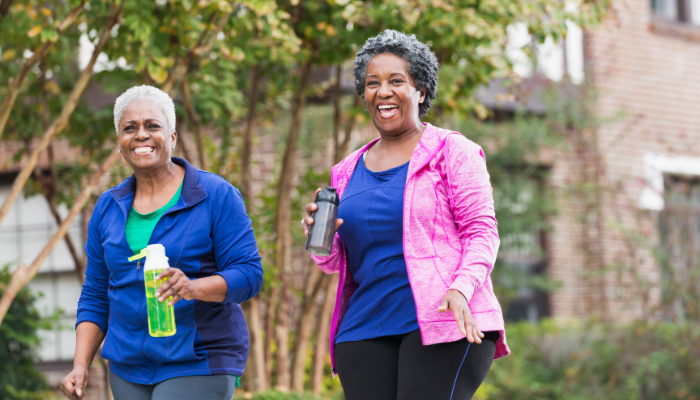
[113, 85, 176, 135]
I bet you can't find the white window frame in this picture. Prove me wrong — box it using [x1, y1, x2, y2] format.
[640, 153, 700, 210]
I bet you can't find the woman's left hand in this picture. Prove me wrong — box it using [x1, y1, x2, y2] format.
[437, 289, 484, 344]
[155, 268, 196, 306]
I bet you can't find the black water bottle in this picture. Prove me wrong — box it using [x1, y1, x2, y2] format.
[305, 186, 340, 256]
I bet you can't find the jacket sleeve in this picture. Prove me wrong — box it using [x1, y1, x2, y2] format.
[212, 183, 263, 304]
[445, 135, 500, 303]
[76, 196, 110, 333]
[310, 234, 344, 274]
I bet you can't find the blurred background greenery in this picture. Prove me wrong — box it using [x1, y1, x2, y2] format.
[2, 0, 700, 399]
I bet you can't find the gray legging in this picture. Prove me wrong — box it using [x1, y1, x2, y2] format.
[109, 370, 237, 400]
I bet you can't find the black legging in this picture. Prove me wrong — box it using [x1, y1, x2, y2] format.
[335, 329, 498, 400]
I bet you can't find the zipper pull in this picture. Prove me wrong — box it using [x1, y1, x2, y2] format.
[128, 248, 148, 262]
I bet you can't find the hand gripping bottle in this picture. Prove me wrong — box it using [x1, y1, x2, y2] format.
[143, 244, 176, 337]
[305, 186, 340, 256]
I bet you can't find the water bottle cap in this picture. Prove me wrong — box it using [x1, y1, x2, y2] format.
[315, 186, 339, 206]
[144, 244, 169, 271]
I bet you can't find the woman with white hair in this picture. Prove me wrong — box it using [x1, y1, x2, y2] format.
[60, 85, 263, 400]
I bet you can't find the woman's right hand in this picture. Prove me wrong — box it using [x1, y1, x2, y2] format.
[60, 365, 89, 400]
[303, 188, 343, 237]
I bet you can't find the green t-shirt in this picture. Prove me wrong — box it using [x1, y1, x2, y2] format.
[125, 182, 183, 254]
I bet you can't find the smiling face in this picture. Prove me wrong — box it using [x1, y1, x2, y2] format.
[364, 53, 425, 137]
[118, 99, 176, 172]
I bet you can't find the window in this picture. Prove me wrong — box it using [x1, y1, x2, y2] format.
[496, 179, 551, 323]
[659, 175, 700, 320]
[500, 231, 550, 322]
[651, 0, 700, 25]
[0, 180, 83, 362]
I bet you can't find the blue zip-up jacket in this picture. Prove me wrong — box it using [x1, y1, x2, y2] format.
[76, 157, 263, 384]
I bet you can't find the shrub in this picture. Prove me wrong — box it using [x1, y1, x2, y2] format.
[0, 267, 53, 400]
[478, 320, 700, 400]
[234, 390, 326, 400]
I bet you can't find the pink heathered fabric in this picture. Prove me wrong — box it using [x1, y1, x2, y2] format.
[311, 123, 510, 373]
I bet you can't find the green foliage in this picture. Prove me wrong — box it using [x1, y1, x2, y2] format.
[479, 320, 700, 400]
[0, 267, 53, 400]
[233, 390, 330, 400]
[0, 0, 617, 395]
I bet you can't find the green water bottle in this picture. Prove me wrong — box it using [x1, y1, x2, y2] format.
[143, 244, 176, 337]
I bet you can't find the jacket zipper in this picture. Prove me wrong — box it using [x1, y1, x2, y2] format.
[328, 166, 342, 378]
[402, 160, 426, 345]
[127, 191, 207, 384]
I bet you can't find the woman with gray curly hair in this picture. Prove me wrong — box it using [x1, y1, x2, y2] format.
[60, 85, 263, 400]
[304, 30, 509, 399]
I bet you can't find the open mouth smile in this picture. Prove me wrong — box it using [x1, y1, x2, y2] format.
[377, 104, 399, 119]
[132, 146, 155, 155]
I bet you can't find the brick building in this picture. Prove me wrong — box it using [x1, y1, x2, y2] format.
[547, 0, 700, 321]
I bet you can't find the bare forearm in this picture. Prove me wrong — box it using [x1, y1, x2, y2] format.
[73, 322, 105, 369]
[191, 275, 227, 303]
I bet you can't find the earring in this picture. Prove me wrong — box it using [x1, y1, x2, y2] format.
[172, 145, 175, 150]
[118, 148, 121, 153]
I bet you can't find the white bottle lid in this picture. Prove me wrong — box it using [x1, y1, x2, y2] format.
[143, 244, 170, 271]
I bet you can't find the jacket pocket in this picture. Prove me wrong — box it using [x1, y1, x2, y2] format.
[101, 286, 145, 365]
[142, 300, 201, 363]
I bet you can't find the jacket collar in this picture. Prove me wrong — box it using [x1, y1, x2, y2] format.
[111, 157, 207, 206]
[334, 123, 457, 194]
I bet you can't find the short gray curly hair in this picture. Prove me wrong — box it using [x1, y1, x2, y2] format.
[353, 30, 439, 118]
[113, 85, 176, 135]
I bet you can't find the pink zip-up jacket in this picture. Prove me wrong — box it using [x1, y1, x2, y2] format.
[311, 123, 510, 374]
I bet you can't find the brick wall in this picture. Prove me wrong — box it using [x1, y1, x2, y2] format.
[547, 0, 700, 321]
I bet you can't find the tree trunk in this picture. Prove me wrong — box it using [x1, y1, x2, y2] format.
[0, 1, 85, 139]
[35, 63, 86, 283]
[273, 54, 316, 392]
[241, 63, 261, 202]
[274, 281, 291, 391]
[248, 297, 268, 391]
[332, 65, 342, 165]
[0, 1, 121, 228]
[43, 188, 85, 283]
[337, 95, 361, 163]
[264, 287, 278, 386]
[180, 78, 207, 170]
[290, 267, 326, 392]
[311, 275, 338, 395]
[174, 118, 194, 163]
[0, 151, 121, 326]
[0, 0, 15, 22]
[239, 62, 265, 391]
[240, 302, 255, 393]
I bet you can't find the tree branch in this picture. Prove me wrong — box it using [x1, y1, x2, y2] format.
[180, 78, 207, 170]
[332, 64, 342, 165]
[0, 0, 121, 228]
[0, 1, 86, 139]
[0, 151, 121, 326]
[161, 12, 231, 94]
[291, 267, 326, 391]
[241, 63, 261, 202]
[0, 0, 15, 22]
[337, 95, 361, 163]
[22, 143, 86, 284]
[311, 275, 338, 395]
[273, 52, 316, 391]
